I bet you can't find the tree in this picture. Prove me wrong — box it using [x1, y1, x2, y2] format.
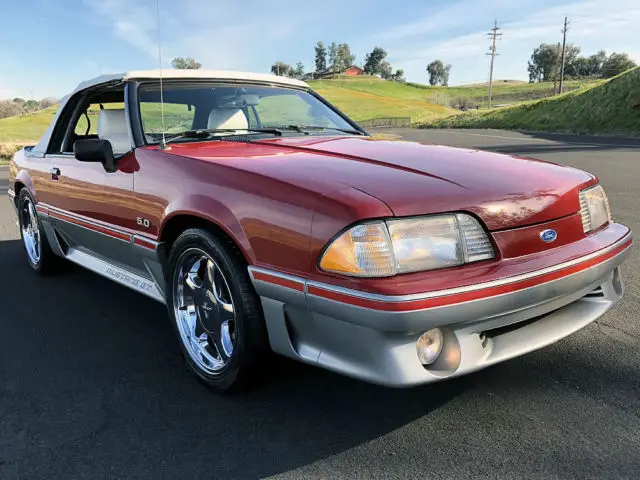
[326, 42, 355, 73]
[171, 57, 202, 69]
[602, 52, 637, 78]
[379, 61, 393, 80]
[426, 60, 451, 86]
[0, 100, 24, 119]
[527, 43, 580, 82]
[293, 62, 305, 77]
[38, 97, 57, 109]
[392, 69, 405, 82]
[336, 43, 355, 73]
[23, 100, 40, 112]
[527, 44, 558, 82]
[328, 42, 338, 71]
[271, 61, 292, 76]
[363, 47, 387, 75]
[12, 97, 24, 104]
[314, 41, 327, 73]
[588, 50, 607, 76]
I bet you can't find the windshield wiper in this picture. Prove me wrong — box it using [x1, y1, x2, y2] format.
[277, 125, 365, 136]
[163, 128, 284, 144]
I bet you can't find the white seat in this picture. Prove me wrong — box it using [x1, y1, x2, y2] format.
[207, 108, 249, 130]
[97, 109, 131, 155]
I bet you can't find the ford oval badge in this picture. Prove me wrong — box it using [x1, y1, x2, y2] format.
[540, 229, 558, 243]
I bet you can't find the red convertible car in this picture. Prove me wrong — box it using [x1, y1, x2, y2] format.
[7, 70, 632, 392]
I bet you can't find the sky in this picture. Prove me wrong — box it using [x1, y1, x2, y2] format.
[0, 0, 638, 99]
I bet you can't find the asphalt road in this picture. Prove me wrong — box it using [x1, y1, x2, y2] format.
[1, 129, 639, 480]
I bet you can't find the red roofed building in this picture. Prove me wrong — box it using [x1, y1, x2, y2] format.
[345, 66, 365, 76]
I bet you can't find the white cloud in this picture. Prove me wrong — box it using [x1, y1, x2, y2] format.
[84, 0, 310, 71]
[379, 0, 515, 41]
[373, 0, 640, 84]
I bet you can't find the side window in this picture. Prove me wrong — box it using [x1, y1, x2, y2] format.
[255, 93, 331, 127]
[139, 102, 195, 134]
[73, 103, 124, 136]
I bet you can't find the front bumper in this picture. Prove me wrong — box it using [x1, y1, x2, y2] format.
[249, 226, 632, 387]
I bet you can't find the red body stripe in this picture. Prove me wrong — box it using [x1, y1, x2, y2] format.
[253, 271, 305, 292]
[307, 237, 632, 311]
[134, 236, 158, 250]
[35, 205, 49, 214]
[49, 211, 130, 242]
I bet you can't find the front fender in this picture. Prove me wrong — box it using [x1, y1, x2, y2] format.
[161, 194, 255, 263]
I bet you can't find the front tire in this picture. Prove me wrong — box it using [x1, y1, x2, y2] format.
[165, 228, 269, 393]
[17, 190, 58, 275]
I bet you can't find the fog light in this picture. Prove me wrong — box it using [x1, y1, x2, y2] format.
[416, 328, 444, 365]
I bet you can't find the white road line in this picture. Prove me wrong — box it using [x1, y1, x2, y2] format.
[434, 130, 640, 148]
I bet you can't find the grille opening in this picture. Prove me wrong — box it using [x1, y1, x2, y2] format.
[482, 313, 549, 339]
[584, 286, 605, 298]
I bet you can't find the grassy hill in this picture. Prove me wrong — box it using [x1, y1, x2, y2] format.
[0, 106, 57, 143]
[309, 77, 454, 122]
[420, 67, 640, 136]
[310, 76, 597, 114]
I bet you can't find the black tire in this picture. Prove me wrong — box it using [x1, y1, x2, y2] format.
[165, 228, 269, 393]
[17, 189, 59, 275]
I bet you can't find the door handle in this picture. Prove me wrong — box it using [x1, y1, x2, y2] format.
[50, 167, 61, 178]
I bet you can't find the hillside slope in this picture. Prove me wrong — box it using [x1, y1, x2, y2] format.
[311, 76, 597, 113]
[0, 106, 57, 142]
[422, 68, 640, 136]
[310, 76, 454, 122]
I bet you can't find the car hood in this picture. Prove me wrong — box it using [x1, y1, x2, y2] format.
[168, 136, 596, 231]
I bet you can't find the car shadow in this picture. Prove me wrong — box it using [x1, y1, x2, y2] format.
[472, 142, 638, 156]
[526, 131, 640, 148]
[0, 239, 468, 479]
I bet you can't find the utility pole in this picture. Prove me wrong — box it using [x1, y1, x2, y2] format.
[559, 17, 569, 94]
[486, 20, 502, 108]
[553, 42, 561, 94]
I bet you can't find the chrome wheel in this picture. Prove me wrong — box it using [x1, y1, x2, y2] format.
[173, 248, 236, 374]
[20, 196, 41, 265]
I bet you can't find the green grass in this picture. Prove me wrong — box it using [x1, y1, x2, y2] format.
[309, 76, 454, 122]
[420, 67, 640, 136]
[309, 76, 599, 115]
[0, 106, 57, 143]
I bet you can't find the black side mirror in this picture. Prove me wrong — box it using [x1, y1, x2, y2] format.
[73, 139, 116, 173]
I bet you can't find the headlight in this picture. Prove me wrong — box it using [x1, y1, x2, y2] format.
[580, 185, 611, 233]
[319, 213, 494, 277]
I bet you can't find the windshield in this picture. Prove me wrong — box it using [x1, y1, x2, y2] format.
[138, 82, 359, 144]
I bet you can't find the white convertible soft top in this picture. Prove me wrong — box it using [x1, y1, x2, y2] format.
[72, 69, 308, 95]
[32, 69, 309, 154]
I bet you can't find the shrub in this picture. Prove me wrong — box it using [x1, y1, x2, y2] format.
[428, 91, 451, 107]
[0, 143, 23, 162]
[0, 100, 24, 119]
[452, 96, 475, 111]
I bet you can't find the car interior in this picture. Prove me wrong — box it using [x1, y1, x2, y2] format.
[62, 86, 129, 155]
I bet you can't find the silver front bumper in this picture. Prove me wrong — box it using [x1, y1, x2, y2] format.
[250, 232, 631, 387]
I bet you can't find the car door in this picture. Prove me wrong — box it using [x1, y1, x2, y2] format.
[38, 94, 139, 272]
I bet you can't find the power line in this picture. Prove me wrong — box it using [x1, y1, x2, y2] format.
[559, 16, 569, 94]
[486, 20, 503, 108]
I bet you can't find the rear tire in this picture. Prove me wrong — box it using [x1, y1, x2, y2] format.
[17, 190, 59, 275]
[165, 228, 269, 393]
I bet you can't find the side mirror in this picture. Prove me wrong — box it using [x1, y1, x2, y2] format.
[73, 139, 116, 173]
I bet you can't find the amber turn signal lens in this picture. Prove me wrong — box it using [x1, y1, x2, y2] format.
[319, 223, 396, 277]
